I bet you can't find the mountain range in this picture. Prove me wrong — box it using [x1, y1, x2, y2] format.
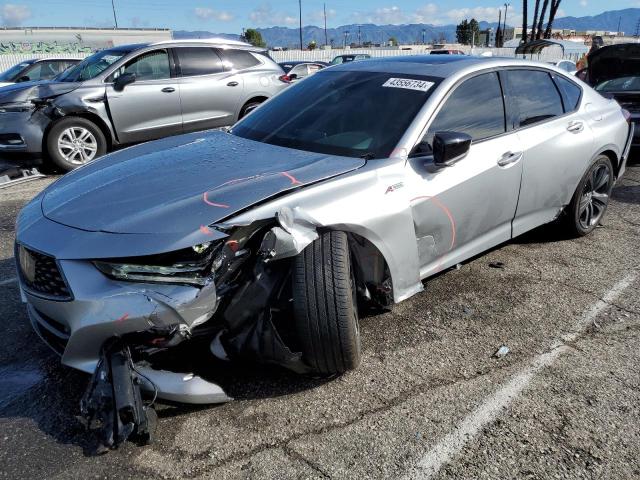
[175, 7, 640, 47]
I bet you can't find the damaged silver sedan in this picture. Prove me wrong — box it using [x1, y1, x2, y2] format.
[15, 56, 633, 450]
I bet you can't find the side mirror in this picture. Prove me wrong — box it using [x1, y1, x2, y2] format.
[432, 131, 472, 167]
[114, 72, 136, 92]
[288, 73, 298, 80]
[16, 75, 30, 83]
[576, 68, 588, 82]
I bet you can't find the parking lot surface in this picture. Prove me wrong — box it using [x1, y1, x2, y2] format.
[0, 164, 639, 479]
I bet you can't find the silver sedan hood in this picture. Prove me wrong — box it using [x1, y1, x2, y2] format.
[41, 131, 365, 234]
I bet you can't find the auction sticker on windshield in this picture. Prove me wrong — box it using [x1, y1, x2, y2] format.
[382, 78, 435, 92]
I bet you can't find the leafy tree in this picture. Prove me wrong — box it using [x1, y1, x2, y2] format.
[456, 19, 480, 45]
[244, 28, 266, 48]
[307, 40, 317, 50]
[388, 36, 399, 46]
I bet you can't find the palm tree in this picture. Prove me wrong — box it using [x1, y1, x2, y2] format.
[544, 0, 563, 38]
[522, 0, 528, 43]
[530, 0, 541, 40]
[536, 0, 550, 40]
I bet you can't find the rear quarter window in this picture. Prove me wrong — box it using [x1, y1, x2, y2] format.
[554, 75, 582, 112]
[221, 49, 260, 70]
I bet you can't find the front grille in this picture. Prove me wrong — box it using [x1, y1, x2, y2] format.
[18, 246, 72, 300]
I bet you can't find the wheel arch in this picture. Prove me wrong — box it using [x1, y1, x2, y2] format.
[42, 112, 114, 155]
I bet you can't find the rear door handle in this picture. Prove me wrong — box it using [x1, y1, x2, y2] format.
[227, 81, 239, 87]
[497, 151, 523, 167]
[567, 121, 584, 133]
[161, 87, 175, 93]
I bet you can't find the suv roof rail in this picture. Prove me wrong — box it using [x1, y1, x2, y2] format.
[153, 38, 252, 47]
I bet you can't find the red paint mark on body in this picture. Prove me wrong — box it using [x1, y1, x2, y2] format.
[200, 225, 214, 236]
[203, 192, 230, 208]
[281, 171, 302, 185]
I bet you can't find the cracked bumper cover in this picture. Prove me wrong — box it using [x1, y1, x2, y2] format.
[22, 257, 230, 404]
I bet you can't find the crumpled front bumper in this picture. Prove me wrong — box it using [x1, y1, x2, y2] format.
[21, 255, 230, 404]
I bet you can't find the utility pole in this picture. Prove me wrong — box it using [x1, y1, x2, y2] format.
[422, 28, 426, 44]
[496, 9, 502, 47]
[503, 3, 510, 43]
[298, 0, 303, 50]
[324, 3, 328, 47]
[111, 0, 118, 29]
[617, 17, 622, 35]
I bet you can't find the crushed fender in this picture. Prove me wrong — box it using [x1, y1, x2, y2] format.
[80, 338, 157, 454]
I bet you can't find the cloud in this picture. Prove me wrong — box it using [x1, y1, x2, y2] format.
[194, 7, 234, 22]
[579, 0, 588, 6]
[249, 4, 297, 26]
[348, 4, 513, 26]
[1, 3, 31, 26]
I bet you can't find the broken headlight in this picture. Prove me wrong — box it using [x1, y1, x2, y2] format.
[93, 242, 219, 287]
[0, 101, 35, 113]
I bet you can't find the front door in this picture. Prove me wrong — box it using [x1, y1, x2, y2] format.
[406, 71, 523, 277]
[106, 49, 182, 144]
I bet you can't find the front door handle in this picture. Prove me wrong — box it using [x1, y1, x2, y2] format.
[161, 87, 175, 93]
[497, 151, 523, 167]
[567, 121, 584, 133]
[227, 81, 239, 87]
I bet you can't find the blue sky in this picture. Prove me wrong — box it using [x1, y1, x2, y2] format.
[0, 1, 632, 32]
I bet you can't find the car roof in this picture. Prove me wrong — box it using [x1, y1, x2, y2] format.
[32, 58, 81, 62]
[279, 61, 326, 66]
[326, 55, 558, 78]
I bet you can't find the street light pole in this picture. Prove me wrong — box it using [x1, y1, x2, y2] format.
[503, 3, 510, 43]
[111, 0, 118, 29]
[324, 3, 328, 47]
[299, 0, 303, 50]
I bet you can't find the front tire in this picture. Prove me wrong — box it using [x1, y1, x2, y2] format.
[563, 155, 614, 237]
[46, 117, 107, 171]
[239, 100, 263, 119]
[292, 231, 361, 376]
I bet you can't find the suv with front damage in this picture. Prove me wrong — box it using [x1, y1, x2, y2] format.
[0, 39, 287, 171]
[15, 56, 633, 450]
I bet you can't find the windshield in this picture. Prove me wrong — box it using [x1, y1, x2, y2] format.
[232, 70, 440, 159]
[595, 76, 640, 92]
[56, 48, 131, 82]
[0, 62, 33, 82]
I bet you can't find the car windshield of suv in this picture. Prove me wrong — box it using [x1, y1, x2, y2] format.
[0, 61, 32, 82]
[57, 48, 131, 82]
[232, 70, 440, 159]
[595, 76, 640, 92]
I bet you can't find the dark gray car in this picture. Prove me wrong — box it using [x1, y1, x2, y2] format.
[0, 39, 288, 170]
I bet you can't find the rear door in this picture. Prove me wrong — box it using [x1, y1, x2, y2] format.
[175, 47, 245, 131]
[504, 69, 595, 236]
[105, 48, 182, 144]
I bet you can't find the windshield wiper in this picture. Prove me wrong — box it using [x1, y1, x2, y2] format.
[360, 152, 376, 160]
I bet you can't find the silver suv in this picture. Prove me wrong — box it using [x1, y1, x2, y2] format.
[0, 39, 287, 171]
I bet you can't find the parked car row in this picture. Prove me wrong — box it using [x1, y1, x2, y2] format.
[0, 39, 288, 171]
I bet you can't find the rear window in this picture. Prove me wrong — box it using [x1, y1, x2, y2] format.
[175, 47, 224, 76]
[554, 75, 582, 112]
[221, 49, 260, 70]
[504, 70, 564, 128]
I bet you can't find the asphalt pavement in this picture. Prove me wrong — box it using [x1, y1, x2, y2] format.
[0, 162, 638, 479]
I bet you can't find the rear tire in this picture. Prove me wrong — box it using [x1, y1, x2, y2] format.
[563, 155, 614, 237]
[239, 100, 263, 119]
[46, 117, 107, 171]
[292, 231, 361, 376]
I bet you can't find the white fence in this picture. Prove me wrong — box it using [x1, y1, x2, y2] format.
[269, 46, 581, 63]
[0, 46, 582, 72]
